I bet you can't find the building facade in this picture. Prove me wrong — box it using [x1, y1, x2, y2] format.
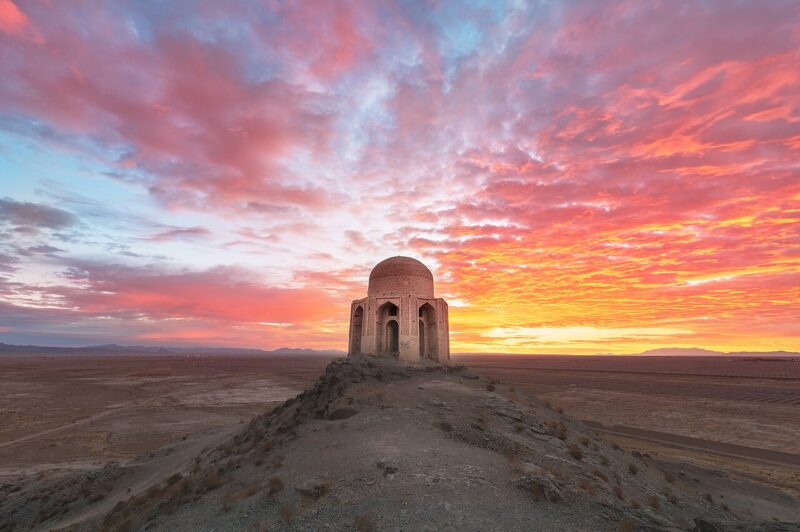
[348, 256, 450, 362]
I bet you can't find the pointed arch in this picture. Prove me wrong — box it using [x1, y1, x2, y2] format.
[376, 301, 400, 355]
[418, 319, 425, 357]
[386, 319, 399, 352]
[418, 302, 438, 361]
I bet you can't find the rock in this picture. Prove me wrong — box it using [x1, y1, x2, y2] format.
[692, 519, 723, 532]
[513, 475, 564, 503]
[376, 459, 399, 477]
[519, 462, 544, 477]
[326, 408, 358, 420]
[295, 481, 330, 500]
[495, 411, 524, 423]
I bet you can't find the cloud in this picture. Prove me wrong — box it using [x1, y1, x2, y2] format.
[344, 230, 377, 252]
[482, 326, 690, 347]
[0, 251, 18, 272]
[145, 226, 211, 241]
[0, 198, 77, 229]
[23, 244, 63, 255]
[0, 261, 348, 348]
[54, 263, 337, 324]
[0, 0, 40, 42]
[0, 1, 798, 351]
[0, 6, 337, 212]
[0, 0, 25, 32]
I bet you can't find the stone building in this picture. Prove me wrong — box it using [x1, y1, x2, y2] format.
[348, 256, 450, 362]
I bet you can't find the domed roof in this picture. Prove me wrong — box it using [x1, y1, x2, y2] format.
[369, 256, 433, 281]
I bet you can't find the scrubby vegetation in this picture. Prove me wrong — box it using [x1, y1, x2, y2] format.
[568, 444, 584, 460]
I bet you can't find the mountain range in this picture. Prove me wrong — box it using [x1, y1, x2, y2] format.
[0, 342, 796, 357]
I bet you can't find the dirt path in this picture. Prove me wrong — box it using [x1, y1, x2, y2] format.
[585, 421, 800, 468]
[0, 398, 158, 450]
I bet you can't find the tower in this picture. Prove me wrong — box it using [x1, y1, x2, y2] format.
[348, 256, 450, 362]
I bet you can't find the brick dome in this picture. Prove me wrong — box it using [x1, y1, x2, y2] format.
[367, 256, 434, 297]
[369, 256, 433, 281]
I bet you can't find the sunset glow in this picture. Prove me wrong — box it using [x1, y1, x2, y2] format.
[1, 1, 798, 353]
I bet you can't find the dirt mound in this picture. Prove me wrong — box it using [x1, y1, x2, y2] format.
[2, 356, 795, 531]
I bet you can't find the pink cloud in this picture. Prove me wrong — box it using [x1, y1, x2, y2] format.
[1, 8, 336, 212]
[0, 0, 40, 42]
[0, 0, 25, 32]
[53, 263, 337, 324]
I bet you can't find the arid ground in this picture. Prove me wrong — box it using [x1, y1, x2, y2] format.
[456, 355, 800, 518]
[1, 353, 798, 529]
[0, 354, 334, 475]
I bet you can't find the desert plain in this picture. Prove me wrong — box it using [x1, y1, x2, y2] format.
[459, 355, 800, 518]
[1, 351, 799, 529]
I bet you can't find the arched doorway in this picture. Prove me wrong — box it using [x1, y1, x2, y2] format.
[386, 320, 399, 353]
[418, 303, 438, 361]
[376, 302, 400, 354]
[350, 306, 363, 355]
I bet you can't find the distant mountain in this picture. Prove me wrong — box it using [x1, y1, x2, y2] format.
[0, 342, 345, 357]
[728, 350, 800, 357]
[638, 347, 800, 357]
[268, 347, 351, 356]
[1, 342, 796, 358]
[637, 347, 721, 356]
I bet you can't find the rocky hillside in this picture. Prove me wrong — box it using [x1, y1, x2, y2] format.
[2, 356, 794, 531]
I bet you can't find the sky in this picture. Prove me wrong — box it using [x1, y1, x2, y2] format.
[0, 0, 799, 354]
